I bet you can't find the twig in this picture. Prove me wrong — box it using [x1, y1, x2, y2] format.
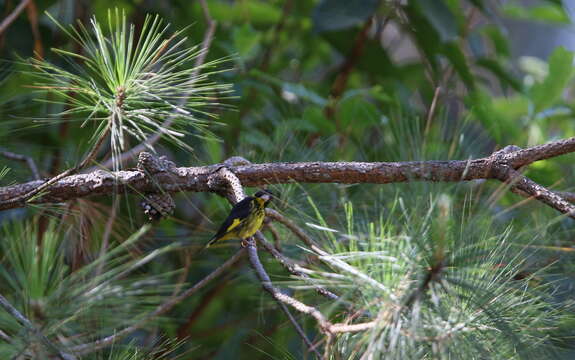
[424, 85, 441, 138]
[0, 294, 76, 359]
[2, 125, 110, 209]
[176, 277, 231, 339]
[501, 167, 575, 217]
[277, 298, 322, 359]
[25, 0, 43, 59]
[96, 0, 217, 170]
[255, 232, 340, 301]
[70, 249, 245, 355]
[266, 209, 320, 248]
[245, 239, 330, 330]
[264, 222, 282, 251]
[247, 239, 375, 335]
[329, 321, 375, 333]
[0, 148, 40, 180]
[259, 0, 293, 71]
[0, 0, 31, 35]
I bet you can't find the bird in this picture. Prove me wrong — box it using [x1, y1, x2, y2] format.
[204, 190, 273, 249]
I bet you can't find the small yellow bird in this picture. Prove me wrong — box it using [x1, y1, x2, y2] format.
[204, 190, 273, 249]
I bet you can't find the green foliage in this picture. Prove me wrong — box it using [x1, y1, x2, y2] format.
[2, 0, 575, 358]
[27, 9, 231, 170]
[531, 47, 574, 112]
[305, 196, 563, 359]
[0, 220, 180, 358]
[502, 1, 571, 24]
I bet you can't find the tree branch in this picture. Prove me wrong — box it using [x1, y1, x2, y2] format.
[245, 238, 331, 330]
[210, 168, 323, 357]
[2, 126, 110, 210]
[501, 167, 575, 216]
[1, 138, 575, 217]
[246, 239, 376, 334]
[255, 232, 340, 301]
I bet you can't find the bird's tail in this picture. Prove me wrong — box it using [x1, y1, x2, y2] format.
[206, 236, 218, 248]
[198, 236, 218, 254]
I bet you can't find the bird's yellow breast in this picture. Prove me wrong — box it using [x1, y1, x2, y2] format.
[237, 203, 266, 239]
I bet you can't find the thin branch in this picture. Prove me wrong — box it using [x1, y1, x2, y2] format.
[0, 294, 76, 359]
[70, 249, 245, 355]
[259, 0, 293, 71]
[176, 277, 231, 339]
[266, 209, 320, 248]
[2, 125, 110, 210]
[277, 296, 322, 359]
[257, 218, 381, 319]
[247, 239, 375, 336]
[502, 167, 575, 217]
[95, 196, 119, 277]
[255, 232, 340, 301]
[329, 321, 376, 333]
[211, 168, 323, 357]
[0, 0, 31, 35]
[264, 222, 282, 251]
[0, 148, 40, 180]
[424, 85, 441, 138]
[245, 239, 330, 331]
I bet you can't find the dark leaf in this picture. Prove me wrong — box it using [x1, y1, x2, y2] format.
[414, 0, 458, 43]
[443, 43, 476, 90]
[476, 58, 523, 92]
[312, 0, 380, 33]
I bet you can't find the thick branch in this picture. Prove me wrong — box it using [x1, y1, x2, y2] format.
[1, 138, 575, 215]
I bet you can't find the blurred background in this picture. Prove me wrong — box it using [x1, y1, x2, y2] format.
[1, 0, 575, 359]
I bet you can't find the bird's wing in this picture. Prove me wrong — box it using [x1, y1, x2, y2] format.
[211, 196, 254, 240]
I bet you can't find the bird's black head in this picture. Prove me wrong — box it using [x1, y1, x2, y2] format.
[254, 189, 274, 204]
